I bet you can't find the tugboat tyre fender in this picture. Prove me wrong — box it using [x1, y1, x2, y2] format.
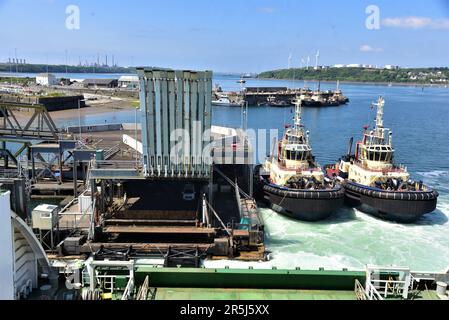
[345, 183, 438, 201]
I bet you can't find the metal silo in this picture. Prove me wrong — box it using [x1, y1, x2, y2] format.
[137, 68, 212, 179]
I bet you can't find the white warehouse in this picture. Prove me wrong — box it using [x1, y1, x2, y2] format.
[36, 73, 58, 86]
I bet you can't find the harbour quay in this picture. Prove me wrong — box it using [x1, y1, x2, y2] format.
[223, 85, 349, 107]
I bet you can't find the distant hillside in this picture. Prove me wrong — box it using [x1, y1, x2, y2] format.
[258, 67, 449, 84]
[0, 63, 135, 75]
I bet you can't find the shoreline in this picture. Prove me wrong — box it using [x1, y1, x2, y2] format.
[13, 101, 135, 122]
[51, 101, 135, 119]
[256, 77, 449, 88]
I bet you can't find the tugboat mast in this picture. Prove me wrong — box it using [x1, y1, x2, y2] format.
[373, 96, 385, 135]
[294, 98, 302, 129]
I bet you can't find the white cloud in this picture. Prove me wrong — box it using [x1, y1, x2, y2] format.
[382, 16, 449, 29]
[257, 7, 275, 14]
[360, 45, 383, 52]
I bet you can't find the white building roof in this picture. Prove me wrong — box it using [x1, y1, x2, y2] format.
[347, 64, 362, 68]
[119, 75, 139, 82]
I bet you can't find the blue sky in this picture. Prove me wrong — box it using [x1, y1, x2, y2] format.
[0, 0, 448, 72]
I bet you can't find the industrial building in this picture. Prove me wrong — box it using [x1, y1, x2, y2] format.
[82, 78, 118, 89]
[118, 75, 139, 89]
[35, 73, 58, 86]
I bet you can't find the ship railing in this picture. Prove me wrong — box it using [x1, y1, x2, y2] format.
[82, 270, 131, 295]
[104, 143, 121, 160]
[0, 167, 20, 178]
[354, 279, 368, 300]
[365, 282, 384, 300]
[136, 276, 150, 300]
[277, 160, 322, 173]
[370, 279, 409, 299]
[57, 192, 93, 232]
[409, 274, 417, 291]
[354, 162, 406, 174]
[92, 159, 142, 170]
[76, 139, 93, 150]
[121, 277, 135, 300]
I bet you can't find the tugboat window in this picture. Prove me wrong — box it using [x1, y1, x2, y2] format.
[285, 150, 310, 161]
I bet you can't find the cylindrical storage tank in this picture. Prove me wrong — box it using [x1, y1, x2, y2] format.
[436, 281, 448, 296]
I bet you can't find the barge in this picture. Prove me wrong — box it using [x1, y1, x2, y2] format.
[220, 84, 349, 107]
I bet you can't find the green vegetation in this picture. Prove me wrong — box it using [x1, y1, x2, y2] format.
[0, 63, 135, 75]
[44, 92, 65, 97]
[0, 76, 34, 85]
[258, 67, 449, 84]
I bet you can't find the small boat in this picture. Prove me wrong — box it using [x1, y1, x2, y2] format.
[322, 97, 340, 106]
[255, 99, 344, 221]
[212, 96, 243, 107]
[327, 96, 438, 223]
[300, 98, 322, 107]
[296, 92, 322, 107]
[268, 100, 292, 107]
[332, 82, 349, 104]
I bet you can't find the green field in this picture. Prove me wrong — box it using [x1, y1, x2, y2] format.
[0, 76, 35, 85]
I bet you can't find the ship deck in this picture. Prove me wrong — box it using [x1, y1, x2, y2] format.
[152, 287, 357, 300]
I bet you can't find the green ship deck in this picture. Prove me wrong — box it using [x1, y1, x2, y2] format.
[152, 287, 357, 300]
[134, 267, 365, 290]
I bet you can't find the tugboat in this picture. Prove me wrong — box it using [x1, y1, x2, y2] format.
[327, 96, 438, 223]
[255, 99, 345, 221]
[298, 91, 322, 107]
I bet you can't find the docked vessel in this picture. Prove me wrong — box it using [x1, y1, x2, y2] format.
[212, 95, 243, 107]
[327, 96, 438, 223]
[255, 99, 345, 221]
[298, 82, 349, 107]
[266, 95, 292, 107]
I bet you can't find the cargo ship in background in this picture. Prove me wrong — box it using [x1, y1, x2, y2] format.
[255, 99, 345, 221]
[326, 96, 439, 223]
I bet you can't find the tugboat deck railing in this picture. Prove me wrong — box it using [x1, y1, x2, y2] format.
[269, 157, 322, 173]
[278, 163, 322, 174]
[354, 161, 406, 174]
